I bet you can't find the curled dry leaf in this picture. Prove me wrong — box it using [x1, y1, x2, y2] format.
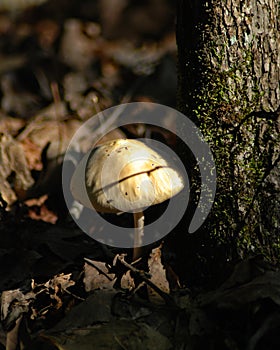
[1, 289, 35, 330]
[148, 245, 170, 303]
[17, 116, 79, 153]
[18, 117, 81, 199]
[0, 133, 34, 205]
[25, 194, 58, 224]
[20, 138, 43, 171]
[120, 269, 135, 290]
[44, 273, 75, 295]
[0, 113, 25, 136]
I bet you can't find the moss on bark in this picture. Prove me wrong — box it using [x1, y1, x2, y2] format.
[176, 0, 280, 277]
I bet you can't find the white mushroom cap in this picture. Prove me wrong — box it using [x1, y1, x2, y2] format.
[71, 139, 184, 213]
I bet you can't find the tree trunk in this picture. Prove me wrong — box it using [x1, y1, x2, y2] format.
[175, 0, 280, 286]
[177, 0, 280, 115]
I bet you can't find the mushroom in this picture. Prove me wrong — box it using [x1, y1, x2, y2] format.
[70, 139, 184, 261]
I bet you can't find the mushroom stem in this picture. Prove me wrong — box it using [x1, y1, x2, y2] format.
[132, 211, 144, 261]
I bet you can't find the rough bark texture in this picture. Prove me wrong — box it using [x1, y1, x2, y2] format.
[176, 0, 280, 285]
[177, 0, 280, 116]
[209, 0, 279, 112]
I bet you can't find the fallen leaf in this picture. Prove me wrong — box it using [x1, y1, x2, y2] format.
[148, 244, 169, 303]
[25, 195, 58, 224]
[42, 320, 172, 350]
[0, 133, 34, 204]
[0, 113, 25, 136]
[195, 257, 280, 310]
[20, 138, 43, 171]
[1, 288, 35, 330]
[84, 259, 115, 292]
[44, 273, 75, 294]
[50, 291, 114, 332]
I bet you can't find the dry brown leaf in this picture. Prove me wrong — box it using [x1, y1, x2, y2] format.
[43, 274, 75, 310]
[17, 117, 78, 152]
[24, 194, 58, 224]
[165, 264, 181, 291]
[0, 113, 25, 136]
[84, 260, 115, 292]
[148, 244, 169, 303]
[0, 133, 34, 204]
[1, 288, 35, 330]
[120, 270, 135, 290]
[20, 138, 43, 171]
[17, 117, 81, 199]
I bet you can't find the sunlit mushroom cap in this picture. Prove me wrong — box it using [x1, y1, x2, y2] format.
[71, 139, 184, 213]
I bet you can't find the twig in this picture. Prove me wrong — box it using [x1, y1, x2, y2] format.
[116, 254, 176, 307]
[62, 288, 85, 301]
[84, 257, 114, 281]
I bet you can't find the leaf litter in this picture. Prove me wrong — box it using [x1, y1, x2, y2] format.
[0, 1, 279, 349]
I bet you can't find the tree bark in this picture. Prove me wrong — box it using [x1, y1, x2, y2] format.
[176, 0, 280, 286]
[177, 0, 280, 116]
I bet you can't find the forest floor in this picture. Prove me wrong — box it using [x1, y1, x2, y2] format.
[0, 1, 280, 349]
